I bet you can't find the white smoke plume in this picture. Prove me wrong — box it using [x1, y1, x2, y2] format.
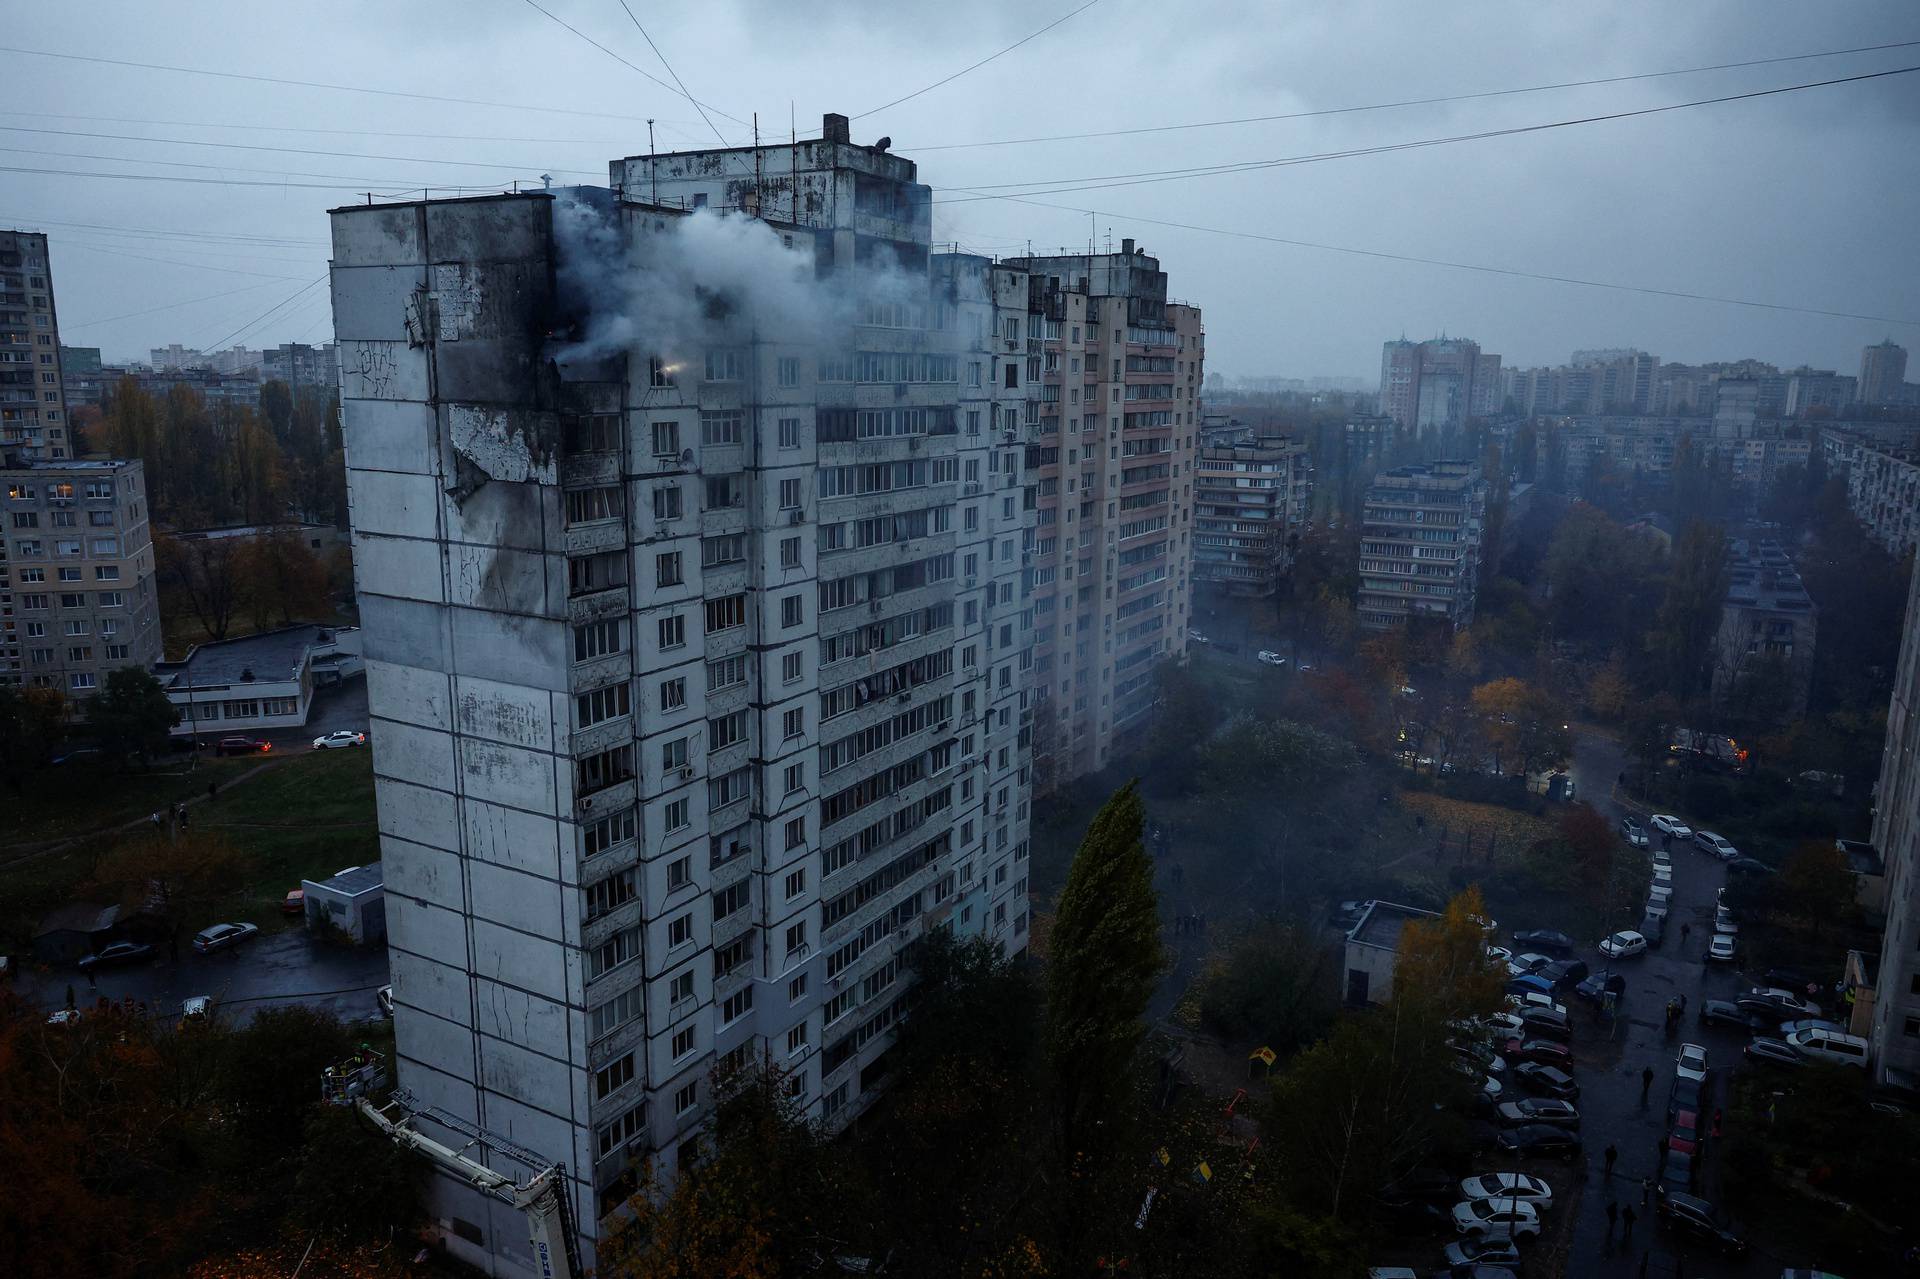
[549, 189, 924, 377]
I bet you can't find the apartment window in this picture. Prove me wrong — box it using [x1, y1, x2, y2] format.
[1906, 1015, 1920, 1038]
[595, 1103, 646, 1159]
[780, 536, 801, 569]
[565, 486, 622, 525]
[714, 935, 751, 976]
[661, 736, 690, 772]
[701, 533, 745, 567]
[788, 974, 808, 1002]
[669, 970, 695, 1005]
[784, 921, 807, 960]
[657, 614, 686, 650]
[782, 651, 803, 684]
[576, 744, 635, 797]
[781, 706, 804, 739]
[564, 413, 619, 452]
[666, 854, 692, 891]
[64, 618, 89, 635]
[783, 762, 804, 795]
[67, 647, 92, 663]
[589, 988, 641, 1041]
[778, 416, 801, 448]
[573, 619, 625, 662]
[787, 1023, 808, 1055]
[703, 475, 744, 510]
[704, 594, 746, 633]
[106, 645, 129, 660]
[576, 683, 631, 728]
[712, 881, 750, 923]
[709, 709, 748, 751]
[664, 797, 690, 831]
[655, 551, 682, 588]
[667, 913, 694, 949]
[60, 594, 85, 610]
[720, 987, 753, 1025]
[568, 549, 625, 595]
[649, 357, 676, 388]
[660, 677, 686, 710]
[703, 349, 743, 382]
[651, 420, 681, 457]
[586, 926, 639, 978]
[779, 478, 802, 510]
[673, 1081, 698, 1115]
[652, 483, 682, 520]
[10, 512, 36, 528]
[700, 409, 743, 446]
[705, 654, 747, 694]
[593, 1052, 635, 1100]
[777, 356, 800, 387]
[785, 815, 806, 850]
[583, 807, 636, 857]
[671, 1025, 697, 1060]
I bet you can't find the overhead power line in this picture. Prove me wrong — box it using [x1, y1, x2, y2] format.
[0, 43, 663, 123]
[933, 64, 1920, 202]
[615, 0, 729, 147]
[59, 241, 316, 281]
[905, 37, 1920, 151]
[0, 213, 326, 248]
[0, 124, 606, 176]
[196, 276, 331, 355]
[516, 0, 746, 128]
[62, 281, 289, 331]
[853, 0, 1105, 119]
[0, 110, 634, 146]
[0, 163, 511, 196]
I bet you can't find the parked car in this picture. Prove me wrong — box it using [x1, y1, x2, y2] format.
[1694, 831, 1739, 860]
[1707, 933, 1736, 963]
[76, 940, 155, 971]
[1441, 1236, 1524, 1269]
[217, 735, 271, 756]
[1495, 1097, 1580, 1129]
[1743, 1037, 1806, 1069]
[1656, 1192, 1748, 1257]
[193, 921, 260, 954]
[1714, 911, 1738, 937]
[1675, 1043, 1708, 1082]
[1186, 630, 1210, 645]
[312, 729, 367, 749]
[1646, 882, 1673, 906]
[1619, 817, 1649, 847]
[1506, 974, 1557, 1000]
[377, 985, 394, 1018]
[1651, 864, 1673, 887]
[1764, 967, 1813, 991]
[179, 994, 212, 1029]
[1459, 1173, 1554, 1210]
[1538, 959, 1589, 990]
[1513, 1063, 1579, 1099]
[280, 888, 306, 916]
[1452, 1198, 1543, 1242]
[1255, 649, 1287, 666]
[1502, 1038, 1572, 1068]
[1650, 844, 1672, 868]
[1659, 1148, 1697, 1192]
[1382, 1168, 1460, 1205]
[1598, 930, 1648, 959]
[1478, 1011, 1527, 1039]
[1639, 910, 1667, 944]
[1511, 929, 1575, 954]
[1727, 856, 1774, 876]
[1518, 1007, 1573, 1041]
[1507, 990, 1567, 1016]
[1649, 814, 1692, 839]
[1777, 1018, 1852, 1039]
[1669, 1108, 1704, 1156]
[1484, 943, 1513, 965]
[1739, 987, 1822, 1018]
[1786, 1026, 1870, 1069]
[1668, 1074, 1709, 1119]
[1495, 1123, 1583, 1161]
[1452, 1041, 1508, 1075]
[1575, 971, 1626, 1004]
[1698, 999, 1771, 1032]
[1507, 953, 1554, 976]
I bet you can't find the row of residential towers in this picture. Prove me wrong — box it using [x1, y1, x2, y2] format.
[327, 114, 1202, 1272]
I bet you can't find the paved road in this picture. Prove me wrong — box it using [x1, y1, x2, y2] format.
[19, 927, 389, 1029]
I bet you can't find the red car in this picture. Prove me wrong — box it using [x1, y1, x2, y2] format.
[280, 888, 306, 916]
[217, 736, 272, 756]
[1503, 1038, 1574, 1067]
[1669, 1108, 1703, 1156]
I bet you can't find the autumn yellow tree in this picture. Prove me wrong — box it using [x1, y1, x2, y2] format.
[1393, 885, 1507, 1024]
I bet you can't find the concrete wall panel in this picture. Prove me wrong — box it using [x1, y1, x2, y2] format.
[454, 674, 556, 751]
[342, 400, 438, 476]
[331, 205, 425, 267]
[471, 917, 567, 1003]
[450, 542, 550, 615]
[468, 860, 563, 940]
[366, 659, 451, 733]
[357, 596, 452, 673]
[355, 533, 447, 605]
[458, 737, 557, 815]
[473, 977, 571, 1051]
[444, 607, 568, 692]
[375, 775, 458, 849]
[389, 895, 473, 973]
[463, 798, 562, 881]
[392, 947, 475, 1028]
[339, 339, 430, 402]
[331, 264, 428, 342]
[382, 835, 465, 911]
[371, 719, 456, 793]
[441, 476, 551, 554]
[348, 469, 441, 539]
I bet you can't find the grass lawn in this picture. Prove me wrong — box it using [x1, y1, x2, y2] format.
[3, 753, 270, 846]
[0, 747, 377, 948]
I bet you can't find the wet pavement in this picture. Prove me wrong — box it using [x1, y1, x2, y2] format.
[18, 927, 389, 1029]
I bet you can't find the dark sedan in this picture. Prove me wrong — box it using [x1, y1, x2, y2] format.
[1657, 1192, 1749, 1257]
[1660, 1148, 1697, 1192]
[1502, 1038, 1573, 1068]
[1668, 1074, 1709, 1119]
[1511, 929, 1575, 955]
[1698, 999, 1773, 1032]
[1518, 1009, 1573, 1042]
[1538, 959, 1589, 991]
[1744, 1037, 1805, 1068]
[1495, 1097, 1580, 1129]
[76, 940, 155, 971]
[1514, 1063, 1579, 1099]
[1574, 971, 1626, 1004]
[1496, 1123, 1582, 1161]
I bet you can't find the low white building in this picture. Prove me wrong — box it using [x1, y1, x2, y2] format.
[1342, 899, 1438, 1005]
[302, 863, 385, 943]
[157, 623, 361, 739]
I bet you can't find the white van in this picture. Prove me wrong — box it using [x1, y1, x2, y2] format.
[1647, 882, 1673, 905]
[1786, 1026, 1869, 1069]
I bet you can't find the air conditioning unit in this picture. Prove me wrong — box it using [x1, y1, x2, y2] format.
[788, 509, 804, 525]
[963, 576, 977, 589]
[675, 765, 693, 782]
[908, 436, 921, 451]
[868, 599, 882, 614]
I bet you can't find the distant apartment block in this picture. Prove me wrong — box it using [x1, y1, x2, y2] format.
[1711, 539, 1816, 720]
[1867, 553, 1920, 1090]
[1356, 459, 1486, 631]
[1005, 242, 1201, 788]
[0, 458, 162, 695]
[1, 230, 71, 461]
[1193, 432, 1311, 597]
[1378, 337, 1498, 431]
[261, 341, 339, 392]
[1784, 368, 1857, 418]
[1845, 441, 1920, 558]
[1860, 341, 1908, 407]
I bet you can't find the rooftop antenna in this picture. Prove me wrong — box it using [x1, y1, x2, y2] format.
[539, 173, 552, 190]
[647, 119, 658, 204]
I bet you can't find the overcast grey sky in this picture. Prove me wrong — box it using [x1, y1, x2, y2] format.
[5, 0, 1917, 379]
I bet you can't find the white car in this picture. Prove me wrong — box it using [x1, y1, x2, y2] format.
[1599, 930, 1648, 959]
[1647, 883, 1673, 905]
[1459, 1172, 1554, 1210]
[1486, 945, 1514, 965]
[1650, 814, 1692, 840]
[1452, 1197, 1543, 1241]
[1651, 846, 1672, 868]
[1707, 933, 1737, 962]
[1508, 952, 1554, 976]
[1675, 1043, 1709, 1083]
[1187, 630, 1211, 645]
[1694, 831, 1739, 861]
[1651, 865, 1673, 886]
[313, 729, 368, 749]
[1507, 991, 1568, 1017]
[1480, 1011, 1527, 1038]
[1256, 650, 1287, 666]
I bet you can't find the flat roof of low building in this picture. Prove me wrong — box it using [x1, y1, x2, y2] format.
[1347, 899, 1439, 951]
[156, 623, 332, 690]
[305, 864, 383, 897]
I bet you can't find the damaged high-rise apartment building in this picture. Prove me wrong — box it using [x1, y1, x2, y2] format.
[328, 114, 1085, 1271]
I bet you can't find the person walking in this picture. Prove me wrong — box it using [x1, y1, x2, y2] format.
[1603, 1143, 1618, 1177]
[1640, 1065, 1655, 1106]
[1641, 1175, 1653, 1205]
[1622, 1204, 1637, 1240]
